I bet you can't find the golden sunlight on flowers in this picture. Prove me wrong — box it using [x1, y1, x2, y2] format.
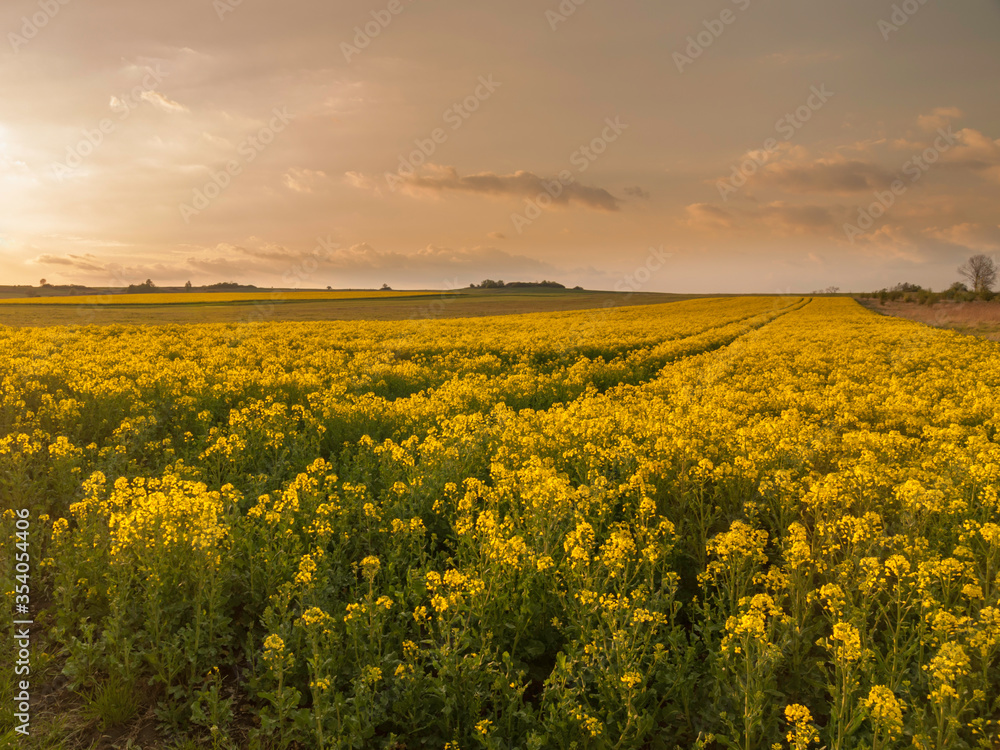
[863, 686, 904, 739]
[6, 296, 1000, 749]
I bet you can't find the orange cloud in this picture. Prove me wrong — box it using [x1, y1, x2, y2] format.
[917, 107, 962, 133]
[685, 201, 847, 236]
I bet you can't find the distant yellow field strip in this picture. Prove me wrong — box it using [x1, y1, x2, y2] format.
[0, 290, 444, 305]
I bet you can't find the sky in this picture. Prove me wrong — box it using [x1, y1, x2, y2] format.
[1, 0, 999, 293]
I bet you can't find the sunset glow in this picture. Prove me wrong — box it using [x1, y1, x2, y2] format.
[1, 0, 998, 292]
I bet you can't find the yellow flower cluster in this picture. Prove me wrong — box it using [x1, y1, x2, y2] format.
[784, 704, 819, 749]
[709, 521, 769, 564]
[99, 472, 231, 567]
[426, 569, 485, 615]
[926, 642, 970, 701]
[863, 686, 904, 739]
[723, 593, 785, 650]
[830, 622, 863, 663]
[262, 634, 287, 666]
[300, 607, 331, 627]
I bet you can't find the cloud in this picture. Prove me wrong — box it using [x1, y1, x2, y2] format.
[687, 193, 1000, 261]
[181, 243, 338, 282]
[624, 186, 651, 199]
[756, 155, 897, 194]
[392, 165, 620, 211]
[487, 231, 506, 239]
[343, 171, 382, 197]
[211, 242, 289, 262]
[181, 255, 255, 277]
[690, 112, 1000, 253]
[344, 171, 371, 188]
[170, 240, 558, 286]
[0, 153, 31, 175]
[685, 203, 735, 230]
[685, 198, 940, 261]
[685, 201, 848, 236]
[757, 202, 844, 233]
[734, 119, 1000, 201]
[26, 240, 350, 286]
[917, 107, 962, 133]
[139, 91, 189, 114]
[282, 168, 327, 193]
[200, 132, 233, 149]
[186, 241, 342, 266]
[844, 222, 982, 264]
[941, 127, 1000, 176]
[925, 222, 1000, 252]
[321, 242, 559, 276]
[31, 253, 106, 271]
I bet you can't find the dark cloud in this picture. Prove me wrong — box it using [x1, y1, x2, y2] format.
[397, 166, 620, 211]
[758, 202, 844, 232]
[759, 158, 897, 193]
[686, 201, 849, 235]
[32, 253, 106, 271]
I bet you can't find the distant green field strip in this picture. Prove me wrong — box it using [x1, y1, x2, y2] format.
[0, 290, 450, 306]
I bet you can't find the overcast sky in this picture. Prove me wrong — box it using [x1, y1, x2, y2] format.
[1, 0, 998, 292]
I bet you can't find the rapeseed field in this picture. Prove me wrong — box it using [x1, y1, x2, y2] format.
[2, 297, 998, 749]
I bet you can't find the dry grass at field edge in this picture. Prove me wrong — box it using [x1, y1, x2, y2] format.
[857, 298, 1000, 341]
